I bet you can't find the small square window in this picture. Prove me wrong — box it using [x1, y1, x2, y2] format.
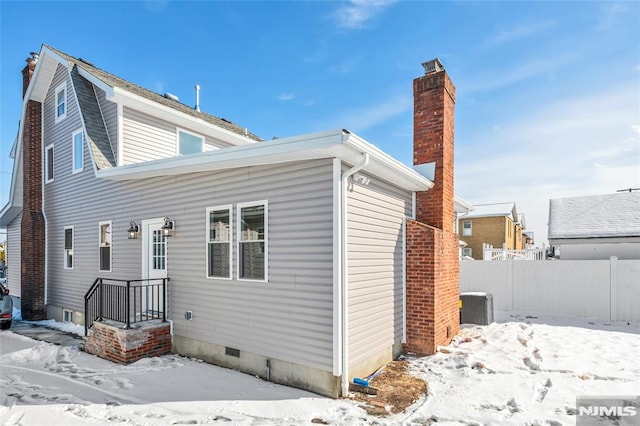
[63, 309, 74, 323]
[462, 248, 472, 258]
[177, 129, 203, 155]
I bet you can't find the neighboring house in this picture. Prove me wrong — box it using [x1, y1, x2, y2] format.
[457, 202, 526, 260]
[0, 46, 462, 397]
[548, 192, 640, 260]
[523, 230, 535, 247]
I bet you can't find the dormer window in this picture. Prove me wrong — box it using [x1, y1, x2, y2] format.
[177, 129, 203, 155]
[55, 83, 67, 123]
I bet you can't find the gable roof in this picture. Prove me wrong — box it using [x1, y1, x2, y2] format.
[45, 45, 262, 142]
[459, 202, 517, 221]
[548, 192, 640, 239]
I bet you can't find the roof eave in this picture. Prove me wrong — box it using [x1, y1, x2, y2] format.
[0, 146, 23, 227]
[342, 132, 433, 192]
[110, 87, 257, 147]
[97, 129, 434, 192]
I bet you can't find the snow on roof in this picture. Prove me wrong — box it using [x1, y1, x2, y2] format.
[459, 202, 517, 220]
[548, 192, 640, 239]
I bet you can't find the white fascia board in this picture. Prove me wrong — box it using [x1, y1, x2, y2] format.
[341, 132, 434, 192]
[98, 127, 436, 191]
[28, 46, 67, 103]
[0, 146, 23, 227]
[454, 196, 473, 213]
[97, 129, 347, 181]
[10, 130, 18, 158]
[109, 87, 257, 147]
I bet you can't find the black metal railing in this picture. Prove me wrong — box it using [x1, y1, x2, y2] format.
[84, 277, 169, 336]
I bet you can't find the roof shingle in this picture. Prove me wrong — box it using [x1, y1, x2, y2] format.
[548, 192, 640, 239]
[46, 45, 262, 143]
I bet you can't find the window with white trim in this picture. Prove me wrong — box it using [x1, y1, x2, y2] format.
[177, 129, 204, 155]
[72, 129, 83, 173]
[55, 83, 67, 123]
[64, 226, 73, 269]
[99, 221, 112, 272]
[462, 220, 472, 236]
[206, 205, 232, 279]
[45, 144, 54, 183]
[238, 201, 267, 281]
[63, 309, 74, 323]
[462, 248, 472, 258]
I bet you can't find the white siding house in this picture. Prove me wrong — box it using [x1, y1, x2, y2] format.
[548, 192, 640, 260]
[0, 45, 465, 397]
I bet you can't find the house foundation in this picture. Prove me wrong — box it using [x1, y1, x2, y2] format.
[172, 334, 342, 398]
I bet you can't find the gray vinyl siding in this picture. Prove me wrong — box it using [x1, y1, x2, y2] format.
[95, 86, 118, 161]
[43, 86, 336, 377]
[346, 174, 411, 368]
[43, 63, 91, 309]
[7, 214, 21, 297]
[122, 107, 236, 164]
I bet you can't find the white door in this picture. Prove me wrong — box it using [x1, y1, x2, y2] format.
[142, 219, 168, 318]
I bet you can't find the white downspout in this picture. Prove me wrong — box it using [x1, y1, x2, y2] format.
[41, 102, 48, 305]
[340, 152, 369, 396]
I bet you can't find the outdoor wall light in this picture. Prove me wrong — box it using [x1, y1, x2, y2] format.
[162, 217, 175, 237]
[128, 222, 139, 239]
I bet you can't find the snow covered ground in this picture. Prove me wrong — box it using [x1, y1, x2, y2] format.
[1, 311, 638, 425]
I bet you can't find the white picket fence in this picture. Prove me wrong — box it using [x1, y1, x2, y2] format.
[482, 243, 546, 261]
[460, 257, 640, 322]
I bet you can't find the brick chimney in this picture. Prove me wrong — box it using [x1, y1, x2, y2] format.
[21, 52, 47, 320]
[404, 59, 460, 355]
[413, 58, 455, 229]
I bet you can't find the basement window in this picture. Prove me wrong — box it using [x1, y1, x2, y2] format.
[63, 309, 74, 323]
[55, 83, 67, 123]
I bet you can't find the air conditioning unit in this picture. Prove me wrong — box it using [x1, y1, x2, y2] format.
[460, 292, 494, 325]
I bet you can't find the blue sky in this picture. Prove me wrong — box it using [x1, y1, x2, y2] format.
[1, 0, 638, 244]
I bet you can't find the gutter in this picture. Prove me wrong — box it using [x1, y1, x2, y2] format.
[340, 152, 369, 396]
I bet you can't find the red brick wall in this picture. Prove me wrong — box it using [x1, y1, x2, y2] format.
[84, 321, 172, 364]
[413, 68, 455, 230]
[20, 61, 46, 321]
[404, 221, 460, 355]
[405, 62, 459, 355]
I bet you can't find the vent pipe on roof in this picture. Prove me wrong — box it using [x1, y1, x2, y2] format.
[163, 92, 179, 102]
[195, 84, 200, 112]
